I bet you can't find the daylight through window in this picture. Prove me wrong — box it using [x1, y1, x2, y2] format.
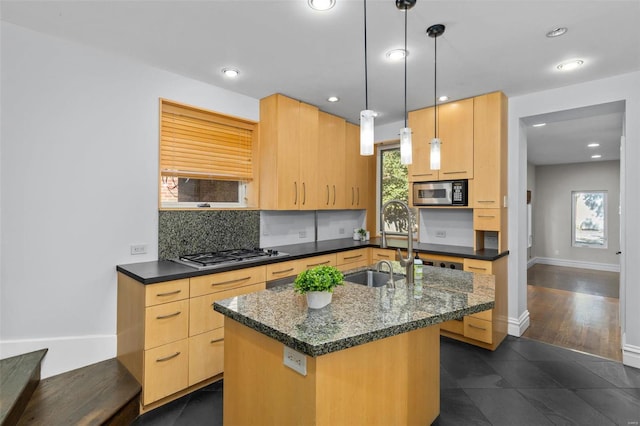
[572, 191, 607, 248]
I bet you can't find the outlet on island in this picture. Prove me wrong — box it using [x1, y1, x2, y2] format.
[283, 346, 307, 376]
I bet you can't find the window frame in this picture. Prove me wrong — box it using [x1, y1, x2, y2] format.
[377, 142, 414, 236]
[571, 190, 608, 249]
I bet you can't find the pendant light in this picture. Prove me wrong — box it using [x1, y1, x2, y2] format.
[360, 0, 375, 156]
[397, 0, 416, 165]
[427, 24, 445, 170]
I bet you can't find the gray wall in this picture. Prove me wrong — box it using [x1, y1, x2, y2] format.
[532, 160, 620, 266]
[527, 163, 536, 261]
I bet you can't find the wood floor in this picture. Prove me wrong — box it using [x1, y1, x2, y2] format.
[523, 264, 621, 361]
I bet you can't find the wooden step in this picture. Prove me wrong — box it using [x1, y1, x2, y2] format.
[17, 358, 141, 426]
[0, 349, 48, 426]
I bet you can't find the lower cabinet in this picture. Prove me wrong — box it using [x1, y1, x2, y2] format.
[336, 248, 369, 271]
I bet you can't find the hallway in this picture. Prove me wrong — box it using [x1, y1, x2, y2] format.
[524, 264, 621, 361]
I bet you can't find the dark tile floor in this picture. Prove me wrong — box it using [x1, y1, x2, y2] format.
[133, 336, 640, 426]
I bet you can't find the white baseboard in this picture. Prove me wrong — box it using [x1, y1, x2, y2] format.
[0, 334, 116, 379]
[508, 310, 530, 337]
[622, 343, 640, 369]
[530, 257, 620, 273]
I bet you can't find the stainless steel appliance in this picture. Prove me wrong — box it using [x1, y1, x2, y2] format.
[413, 180, 468, 206]
[423, 258, 464, 270]
[173, 248, 288, 270]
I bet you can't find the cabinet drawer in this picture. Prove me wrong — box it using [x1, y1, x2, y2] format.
[337, 259, 369, 272]
[370, 248, 396, 262]
[145, 279, 189, 307]
[337, 249, 368, 266]
[470, 309, 492, 321]
[143, 339, 189, 405]
[189, 328, 224, 386]
[266, 260, 301, 280]
[189, 282, 265, 336]
[464, 317, 493, 344]
[440, 319, 464, 334]
[298, 254, 336, 270]
[464, 258, 493, 275]
[473, 208, 501, 231]
[145, 299, 189, 350]
[190, 266, 266, 298]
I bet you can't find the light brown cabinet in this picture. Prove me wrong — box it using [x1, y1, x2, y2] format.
[336, 248, 369, 271]
[317, 111, 346, 209]
[259, 94, 318, 210]
[407, 98, 474, 182]
[344, 122, 368, 209]
[265, 254, 338, 281]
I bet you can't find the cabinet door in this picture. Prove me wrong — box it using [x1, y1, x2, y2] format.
[438, 98, 474, 180]
[299, 102, 319, 210]
[189, 328, 224, 386]
[408, 107, 438, 181]
[473, 92, 507, 208]
[143, 339, 189, 405]
[318, 112, 346, 209]
[345, 122, 358, 209]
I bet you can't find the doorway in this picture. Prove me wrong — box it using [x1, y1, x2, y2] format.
[522, 101, 624, 360]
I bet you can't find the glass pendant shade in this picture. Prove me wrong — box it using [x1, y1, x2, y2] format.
[360, 110, 376, 155]
[430, 137, 441, 170]
[400, 127, 413, 165]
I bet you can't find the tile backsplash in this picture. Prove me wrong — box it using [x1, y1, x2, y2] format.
[159, 210, 260, 259]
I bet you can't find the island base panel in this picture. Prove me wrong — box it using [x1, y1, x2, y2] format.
[223, 318, 440, 426]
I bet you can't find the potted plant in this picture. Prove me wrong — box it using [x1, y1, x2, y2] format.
[294, 265, 344, 309]
[357, 228, 367, 241]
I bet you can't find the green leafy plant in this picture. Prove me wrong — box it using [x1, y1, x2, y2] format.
[357, 228, 367, 237]
[293, 265, 344, 294]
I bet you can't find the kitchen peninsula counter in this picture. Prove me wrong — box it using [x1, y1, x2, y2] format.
[214, 267, 495, 425]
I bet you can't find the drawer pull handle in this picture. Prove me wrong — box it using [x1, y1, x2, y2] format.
[412, 173, 435, 177]
[343, 254, 363, 260]
[443, 171, 466, 174]
[468, 266, 488, 271]
[477, 200, 495, 203]
[478, 215, 495, 218]
[156, 311, 181, 320]
[468, 324, 487, 331]
[273, 267, 294, 275]
[377, 254, 390, 258]
[210, 338, 224, 344]
[156, 352, 181, 362]
[212, 276, 251, 286]
[307, 260, 330, 267]
[156, 290, 181, 297]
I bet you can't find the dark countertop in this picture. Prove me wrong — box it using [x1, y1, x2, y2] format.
[214, 266, 495, 357]
[116, 237, 508, 284]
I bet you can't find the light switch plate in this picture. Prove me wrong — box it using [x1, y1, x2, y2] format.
[283, 346, 307, 376]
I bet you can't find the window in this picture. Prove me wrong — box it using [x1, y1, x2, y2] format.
[159, 99, 257, 208]
[378, 145, 413, 233]
[572, 191, 607, 248]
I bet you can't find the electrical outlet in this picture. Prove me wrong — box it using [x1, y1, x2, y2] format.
[299, 231, 307, 238]
[436, 230, 446, 238]
[130, 244, 147, 255]
[338, 228, 345, 234]
[283, 346, 307, 376]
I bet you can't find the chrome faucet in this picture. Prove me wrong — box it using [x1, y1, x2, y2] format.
[380, 200, 414, 285]
[375, 260, 395, 289]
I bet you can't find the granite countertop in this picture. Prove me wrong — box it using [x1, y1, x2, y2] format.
[116, 238, 508, 284]
[213, 266, 495, 357]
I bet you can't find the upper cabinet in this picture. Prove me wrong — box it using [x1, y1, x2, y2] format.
[345, 122, 369, 209]
[259, 94, 318, 210]
[407, 98, 474, 182]
[317, 111, 346, 210]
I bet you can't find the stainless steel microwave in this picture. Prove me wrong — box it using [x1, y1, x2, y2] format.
[413, 180, 468, 206]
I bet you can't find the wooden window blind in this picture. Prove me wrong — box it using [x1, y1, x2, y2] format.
[160, 100, 255, 181]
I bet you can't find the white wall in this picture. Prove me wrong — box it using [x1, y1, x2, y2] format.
[508, 71, 640, 368]
[533, 161, 620, 270]
[418, 209, 474, 247]
[0, 22, 259, 377]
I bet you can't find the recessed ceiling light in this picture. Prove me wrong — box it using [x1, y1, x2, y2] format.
[546, 27, 568, 38]
[591, 154, 602, 159]
[532, 123, 546, 127]
[221, 68, 239, 78]
[557, 59, 584, 71]
[438, 95, 449, 102]
[386, 49, 408, 61]
[327, 96, 339, 103]
[308, 0, 335, 11]
[588, 143, 600, 148]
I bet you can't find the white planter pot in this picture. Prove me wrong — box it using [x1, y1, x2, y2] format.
[306, 291, 332, 309]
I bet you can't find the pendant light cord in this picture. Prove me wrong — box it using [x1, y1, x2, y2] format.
[403, 7, 408, 128]
[433, 31, 438, 138]
[364, 0, 369, 110]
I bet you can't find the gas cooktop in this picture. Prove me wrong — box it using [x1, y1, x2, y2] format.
[172, 248, 289, 271]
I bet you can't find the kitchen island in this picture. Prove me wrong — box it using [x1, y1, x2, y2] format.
[214, 266, 495, 425]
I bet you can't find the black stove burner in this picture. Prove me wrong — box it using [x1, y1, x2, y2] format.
[178, 248, 284, 268]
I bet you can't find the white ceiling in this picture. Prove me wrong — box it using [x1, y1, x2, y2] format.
[2, 0, 638, 165]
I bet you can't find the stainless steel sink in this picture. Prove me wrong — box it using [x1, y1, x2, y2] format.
[345, 270, 400, 288]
